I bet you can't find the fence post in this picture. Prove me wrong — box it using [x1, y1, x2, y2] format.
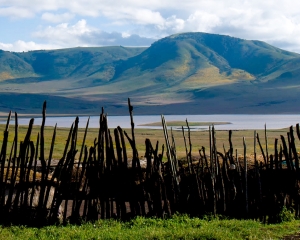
[243, 137, 248, 216]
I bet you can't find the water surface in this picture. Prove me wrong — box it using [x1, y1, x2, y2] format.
[2, 114, 300, 130]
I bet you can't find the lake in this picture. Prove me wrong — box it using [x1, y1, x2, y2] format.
[1, 114, 300, 130]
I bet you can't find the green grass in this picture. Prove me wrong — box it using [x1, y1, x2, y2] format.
[0, 215, 299, 239]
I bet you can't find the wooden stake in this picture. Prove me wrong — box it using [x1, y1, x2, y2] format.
[243, 137, 248, 216]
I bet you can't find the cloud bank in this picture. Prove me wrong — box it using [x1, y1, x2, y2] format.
[0, 0, 300, 52]
[33, 20, 155, 48]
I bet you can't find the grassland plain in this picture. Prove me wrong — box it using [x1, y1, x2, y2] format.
[0, 123, 292, 160]
[0, 215, 300, 240]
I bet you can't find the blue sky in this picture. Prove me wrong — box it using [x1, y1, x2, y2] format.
[1, 0, 300, 52]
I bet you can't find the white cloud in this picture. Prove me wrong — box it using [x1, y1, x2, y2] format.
[99, 7, 165, 26]
[41, 12, 74, 23]
[1, 0, 300, 52]
[157, 15, 185, 32]
[186, 11, 221, 32]
[32, 20, 155, 49]
[0, 40, 59, 52]
[0, 6, 34, 18]
[126, 2, 300, 52]
[122, 32, 131, 38]
[33, 20, 93, 47]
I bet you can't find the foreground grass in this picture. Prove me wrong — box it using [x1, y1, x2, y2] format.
[0, 215, 300, 240]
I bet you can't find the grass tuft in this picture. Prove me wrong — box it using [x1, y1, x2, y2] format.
[0, 215, 300, 240]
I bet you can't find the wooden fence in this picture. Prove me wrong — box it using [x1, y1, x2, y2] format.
[0, 99, 300, 226]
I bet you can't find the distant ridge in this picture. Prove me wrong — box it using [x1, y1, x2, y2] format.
[0, 32, 300, 114]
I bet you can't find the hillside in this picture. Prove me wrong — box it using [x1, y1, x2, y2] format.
[0, 32, 300, 115]
[0, 47, 146, 82]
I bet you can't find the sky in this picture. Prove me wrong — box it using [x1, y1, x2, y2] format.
[1, 0, 300, 53]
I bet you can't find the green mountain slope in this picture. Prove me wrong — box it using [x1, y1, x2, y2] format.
[0, 50, 37, 80]
[1, 47, 146, 82]
[117, 32, 297, 74]
[21, 47, 146, 79]
[110, 32, 298, 87]
[174, 33, 297, 75]
[0, 32, 300, 114]
[82, 32, 300, 107]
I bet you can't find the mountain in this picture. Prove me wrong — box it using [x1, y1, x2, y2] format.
[0, 32, 300, 115]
